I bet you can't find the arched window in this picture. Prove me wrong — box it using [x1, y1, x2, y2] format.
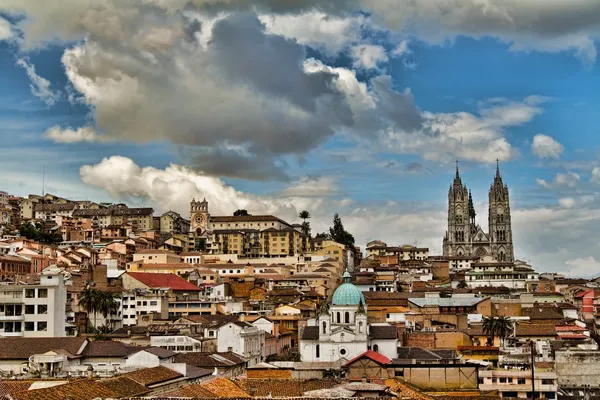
[345, 312, 350, 324]
[322, 321, 327, 334]
[316, 344, 320, 358]
[373, 344, 379, 352]
[336, 312, 341, 324]
[359, 321, 363, 333]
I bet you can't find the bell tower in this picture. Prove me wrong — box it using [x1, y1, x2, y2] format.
[190, 198, 209, 234]
[488, 161, 514, 262]
[443, 162, 472, 257]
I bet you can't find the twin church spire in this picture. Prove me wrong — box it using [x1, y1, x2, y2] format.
[443, 160, 514, 262]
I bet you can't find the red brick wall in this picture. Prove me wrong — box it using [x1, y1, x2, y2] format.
[405, 332, 435, 348]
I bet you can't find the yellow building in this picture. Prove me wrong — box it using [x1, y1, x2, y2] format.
[133, 249, 182, 264]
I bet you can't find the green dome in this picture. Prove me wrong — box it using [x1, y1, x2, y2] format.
[332, 271, 365, 306]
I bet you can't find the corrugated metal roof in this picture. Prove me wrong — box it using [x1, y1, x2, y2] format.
[409, 297, 484, 307]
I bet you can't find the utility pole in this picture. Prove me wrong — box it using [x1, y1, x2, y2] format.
[530, 340, 536, 399]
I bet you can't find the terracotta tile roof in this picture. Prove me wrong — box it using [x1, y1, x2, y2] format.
[555, 325, 587, 332]
[80, 340, 137, 358]
[200, 378, 250, 398]
[0, 380, 35, 399]
[345, 350, 392, 366]
[236, 379, 341, 397]
[395, 347, 457, 362]
[136, 249, 178, 255]
[369, 325, 398, 340]
[301, 326, 319, 340]
[515, 323, 557, 337]
[173, 352, 247, 368]
[0, 337, 87, 360]
[126, 272, 202, 291]
[522, 306, 565, 320]
[557, 333, 588, 339]
[17, 377, 147, 400]
[163, 384, 218, 398]
[121, 366, 183, 386]
[137, 347, 177, 359]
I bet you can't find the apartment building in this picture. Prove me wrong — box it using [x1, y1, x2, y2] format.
[72, 206, 154, 230]
[208, 227, 306, 257]
[217, 321, 265, 367]
[466, 259, 539, 290]
[0, 254, 31, 280]
[34, 203, 80, 221]
[0, 266, 68, 338]
[160, 211, 190, 234]
[132, 249, 182, 264]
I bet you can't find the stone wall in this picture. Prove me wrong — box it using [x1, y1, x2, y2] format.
[555, 350, 600, 387]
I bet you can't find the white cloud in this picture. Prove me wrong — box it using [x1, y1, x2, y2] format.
[350, 44, 388, 70]
[45, 126, 107, 143]
[259, 12, 366, 55]
[16, 58, 60, 106]
[532, 134, 564, 160]
[0, 16, 12, 41]
[558, 197, 576, 208]
[360, 0, 600, 67]
[382, 97, 545, 163]
[537, 172, 580, 189]
[392, 40, 411, 57]
[564, 256, 600, 278]
[591, 167, 600, 184]
[278, 176, 339, 198]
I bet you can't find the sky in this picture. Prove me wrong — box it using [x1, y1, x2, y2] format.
[1, 1, 600, 276]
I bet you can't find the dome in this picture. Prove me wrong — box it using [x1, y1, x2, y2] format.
[332, 271, 366, 306]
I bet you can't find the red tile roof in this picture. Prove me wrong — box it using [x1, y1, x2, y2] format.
[344, 350, 392, 367]
[555, 325, 587, 332]
[126, 272, 201, 291]
[557, 333, 588, 339]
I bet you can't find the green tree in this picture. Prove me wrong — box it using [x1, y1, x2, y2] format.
[299, 210, 311, 236]
[233, 209, 249, 216]
[78, 288, 97, 331]
[457, 280, 469, 289]
[314, 232, 329, 239]
[97, 291, 119, 328]
[328, 214, 355, 247]
[482, 316, 512, 346]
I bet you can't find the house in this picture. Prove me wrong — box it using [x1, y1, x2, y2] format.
[126, 347, 177, 368]
[217, 321, 265, 367]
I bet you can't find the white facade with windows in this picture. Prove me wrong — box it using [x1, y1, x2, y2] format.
[217, 321, 265, 367]
[300, 271, 399, 362]
[121, 290, 169, 326]
[0, 267, 68, 338]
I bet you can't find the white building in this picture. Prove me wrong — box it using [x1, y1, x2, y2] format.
[465, 258, 538, 289]
[217, 321, 265, 367]
[300, 271, 398, 362]
[0, 266, 68, 338]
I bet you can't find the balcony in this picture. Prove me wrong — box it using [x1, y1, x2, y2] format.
[0, 314, 24, 321]
[2, 331, 23, 337]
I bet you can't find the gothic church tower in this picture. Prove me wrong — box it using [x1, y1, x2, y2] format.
[443, 163, 476, 257]
[487, 163, 514, 261]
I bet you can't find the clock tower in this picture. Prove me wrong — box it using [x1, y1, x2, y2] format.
[190, 198, 209, 234]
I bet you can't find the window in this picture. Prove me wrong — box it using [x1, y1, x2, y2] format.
[150, 301, 157, 306]
[359, 321, 363, 333]
[395, 370, 404, 377]
[24, 322, 35, 331]
[25, 289, 35, 298]
[339, 348, 347, 356]
[518, 379, 526, 385]
[316, 344, 320, 358]
[38, 305, 48, 314]
[38, 289, 48, 298]
[322, 321, 327, 334]
[25, 305, 35, 314]
[37, 322, 47, 331]
[373, 344, 379, 352]
[503, 392, 518, 398]
[499, 378, 507, 383]
[345, 312, 350, 324]
[542, 379, 554, 385]
[491, 378, 497, 383]
[336, 312, 341, 324]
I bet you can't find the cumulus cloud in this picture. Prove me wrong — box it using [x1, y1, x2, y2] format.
[532, 134, 564, 160]
[0, 16, 12, 40]
[259, 12, 366, 55]
[350, 44, 388, 70]
[381, 97, 545, 163]
[564, 256, 600, 278]
[558, 197, 576, 209]
[45, 126, 107, 143]
[591, 167, 600, 184]
[16, 58, 60, 106]
[278, 176, 339, 198]
[537, 172, 580, 189]
[360, 0, 600, 67]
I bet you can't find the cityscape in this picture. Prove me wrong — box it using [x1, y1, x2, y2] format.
[1, 1, 600, 400]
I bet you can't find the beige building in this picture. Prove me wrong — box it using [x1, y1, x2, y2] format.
[160, 211, 190, 234]
[72, 205, 154, 230]
[133, 249, 182, 264]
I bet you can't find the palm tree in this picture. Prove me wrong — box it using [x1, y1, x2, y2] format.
[457, 280, 468, 289]
[482, 316, 513, 347]
[78, 288, 97, 331]
[299, 211, 311, 236]
[97, 291, 119, 329]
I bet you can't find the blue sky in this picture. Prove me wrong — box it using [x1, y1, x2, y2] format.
[1, 2, 600, 275]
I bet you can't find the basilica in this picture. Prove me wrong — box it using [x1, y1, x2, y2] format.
[299, 271, 399, 362]
[443, 162, 514, 262]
